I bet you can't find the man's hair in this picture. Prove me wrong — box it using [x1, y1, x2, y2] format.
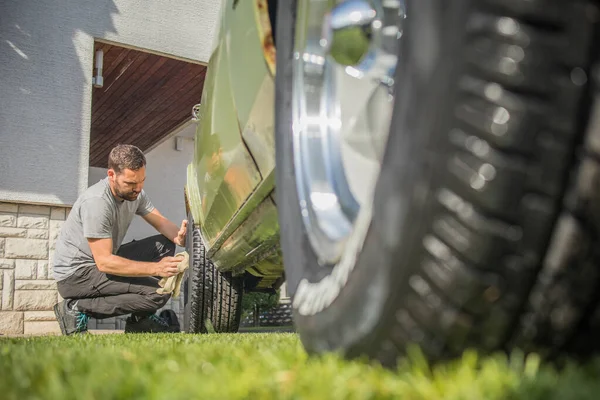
[108, 144, 146, 173]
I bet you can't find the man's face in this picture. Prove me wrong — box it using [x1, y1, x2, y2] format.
[108, 167, 146, 201]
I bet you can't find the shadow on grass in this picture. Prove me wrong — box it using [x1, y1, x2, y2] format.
[238, 325, 296, 333]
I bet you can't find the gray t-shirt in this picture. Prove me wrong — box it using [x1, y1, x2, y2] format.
[52, 177, 155, 281]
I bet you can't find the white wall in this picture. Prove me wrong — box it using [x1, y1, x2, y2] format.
[87, 123, 196, 246]
[88, 167, 108, 187]
[0, 0, 220, 206]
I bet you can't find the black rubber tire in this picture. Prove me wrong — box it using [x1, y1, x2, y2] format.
[275, 0, 599, 365]
[183, 214, 243, 333]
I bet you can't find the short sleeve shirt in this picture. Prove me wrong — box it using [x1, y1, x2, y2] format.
[52, 177, 154, 281]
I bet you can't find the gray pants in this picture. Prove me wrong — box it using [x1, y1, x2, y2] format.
[56, 235, 176, 319]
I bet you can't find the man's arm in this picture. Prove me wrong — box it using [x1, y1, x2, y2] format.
[142, 209, 187, 246]
[88, 237, 180, 277]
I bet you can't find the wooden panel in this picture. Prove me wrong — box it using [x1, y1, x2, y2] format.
[89, 43, 206, 167]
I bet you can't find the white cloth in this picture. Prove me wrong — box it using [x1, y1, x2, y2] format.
[156, 251, 189, 298]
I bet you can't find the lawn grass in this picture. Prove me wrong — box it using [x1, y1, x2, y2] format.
[238, 325, 295, 333]
[1, 333, 600, 399]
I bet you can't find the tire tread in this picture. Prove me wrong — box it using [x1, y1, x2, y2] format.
[186, 218, 243, 333]
[388, 0, 599, 358]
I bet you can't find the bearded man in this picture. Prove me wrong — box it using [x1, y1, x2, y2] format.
[52, 144, 187, 335]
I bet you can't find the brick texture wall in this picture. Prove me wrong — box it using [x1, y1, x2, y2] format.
[0, 202, 66, 335]
[0, 202, 185, 335]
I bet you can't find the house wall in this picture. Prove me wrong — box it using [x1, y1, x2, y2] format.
[0, 203, 71, 334]
[88, 167, 109, 188]
[0, 0, 218, 335]
[0, 0, 219, 207]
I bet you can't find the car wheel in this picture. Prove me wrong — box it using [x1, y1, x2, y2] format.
[275, 0, 598, 365]
[183, 213, 243, 333]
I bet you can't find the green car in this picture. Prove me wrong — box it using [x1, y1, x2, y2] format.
[184, 0, 600, 365]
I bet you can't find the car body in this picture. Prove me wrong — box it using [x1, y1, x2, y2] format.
[184, 0, 283, 292]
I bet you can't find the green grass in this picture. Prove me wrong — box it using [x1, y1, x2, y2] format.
[238, 325, 295, 333]
[1, 333, 600, 399]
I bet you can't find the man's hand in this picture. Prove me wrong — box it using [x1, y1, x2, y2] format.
[143, 210, 188, 247]
[174, 220, 188, 247]
[155, 256, 183, 277]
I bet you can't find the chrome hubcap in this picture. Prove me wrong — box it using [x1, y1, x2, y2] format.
[292, 0, 405, 265]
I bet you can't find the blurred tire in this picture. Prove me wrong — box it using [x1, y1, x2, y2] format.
[276, 0, 599, 364]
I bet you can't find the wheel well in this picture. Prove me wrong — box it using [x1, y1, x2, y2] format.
[242, 271, 285, 295]
[267, 0, 278, 47]
[183, 186, 191, 219]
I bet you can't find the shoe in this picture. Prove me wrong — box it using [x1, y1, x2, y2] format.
[124, 313, 180, 333]
[159, 309, 181, 331]
[53, 300, 90, 335]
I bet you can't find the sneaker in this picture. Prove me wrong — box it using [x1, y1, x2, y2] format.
[159, 309, 181, 331]
[124, 313, 180, 333]
[53, 300, 90, 335]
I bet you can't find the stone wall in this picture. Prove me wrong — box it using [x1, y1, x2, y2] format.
[0, 202, 67, 335]
[0, 201, 185, 335]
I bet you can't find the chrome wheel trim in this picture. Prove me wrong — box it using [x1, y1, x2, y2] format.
[292, 0, 405, 266]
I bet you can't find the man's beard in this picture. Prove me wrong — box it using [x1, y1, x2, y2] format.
[115, 187, 139, 201]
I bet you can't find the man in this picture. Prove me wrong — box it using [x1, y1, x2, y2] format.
[52, 144, 187, 335]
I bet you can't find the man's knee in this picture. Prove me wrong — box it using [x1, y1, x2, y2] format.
[125, 292, 171, 315]
[153, 234, 175, 257]
[133, 293, 170, 314]
[164, 238, 175, 256]
[149, 292, 171, 309]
